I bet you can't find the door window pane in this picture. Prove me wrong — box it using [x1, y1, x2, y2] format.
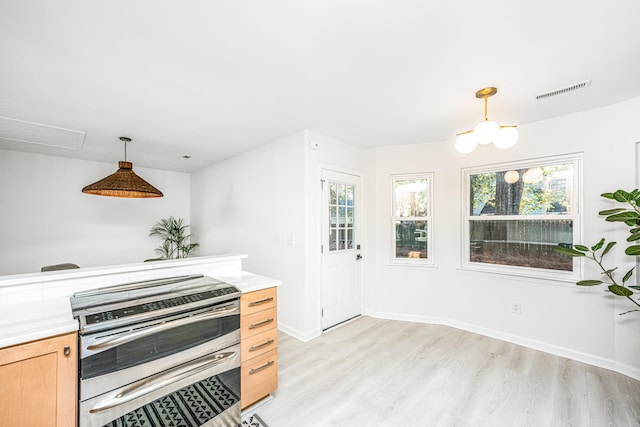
[338, 207, 346, 226]
[328, 181, 355, 252]
[338, 184, 346, 204]
[330, 183, 337, 204]
[330, 207, 337, 226]
[329, 229, 337, 251]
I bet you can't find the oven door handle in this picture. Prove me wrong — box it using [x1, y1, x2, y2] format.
[89, 350, 237, 414]
[86, 303, 238, 351]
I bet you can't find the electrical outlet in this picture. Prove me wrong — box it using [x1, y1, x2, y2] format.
[511, 303, 522, 315]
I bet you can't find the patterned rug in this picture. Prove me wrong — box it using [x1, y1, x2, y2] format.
[241, 413, 269, 427]
[103, 370, 240, 427]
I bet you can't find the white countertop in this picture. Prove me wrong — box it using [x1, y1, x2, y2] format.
[0, 254, 247, 289]
[0, 270, 279, 349]
[213, 271, 281, 293]
[0, 297, 78, 349]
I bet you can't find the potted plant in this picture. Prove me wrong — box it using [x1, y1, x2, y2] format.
[149, 216, 199, 259]
[554, 189, 640, 315]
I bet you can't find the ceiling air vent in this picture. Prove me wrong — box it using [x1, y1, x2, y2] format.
[535, 79, 592, 100]
[0, 116, 85, 150]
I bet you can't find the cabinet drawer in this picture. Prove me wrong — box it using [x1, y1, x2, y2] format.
[241, 328, 278, 361]
[241, 349, 278, 408]
[241, 307, 277, 338]
[240, 287, 277, 316]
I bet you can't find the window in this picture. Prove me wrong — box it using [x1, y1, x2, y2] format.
[462, 154, 581, 279]
[391, 173, 434, 265]
[328, 181, 355, 251]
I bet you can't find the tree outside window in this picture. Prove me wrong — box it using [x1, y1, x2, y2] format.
[463, 155, 581, 278]
[392, 174, 434, 265]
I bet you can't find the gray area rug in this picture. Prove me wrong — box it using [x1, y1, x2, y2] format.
[241, 413, 269, 427]
[103, 373, 240, 427]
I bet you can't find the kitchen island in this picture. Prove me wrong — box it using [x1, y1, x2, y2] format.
[0, 255, 280, 426]
[0, 254, 280, 347]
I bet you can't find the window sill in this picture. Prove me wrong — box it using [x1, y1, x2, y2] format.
[387, 262, 438, 269]
[457, 264, 579, 286]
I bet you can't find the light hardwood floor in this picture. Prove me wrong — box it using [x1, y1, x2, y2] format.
[255, 316, 640, 426]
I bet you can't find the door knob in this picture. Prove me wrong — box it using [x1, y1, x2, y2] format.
[356, 254, 363, 260]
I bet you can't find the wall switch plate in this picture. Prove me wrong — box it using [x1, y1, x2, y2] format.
[512, 303, 522, 315]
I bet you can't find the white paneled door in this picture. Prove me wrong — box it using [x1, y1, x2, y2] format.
[321, 169, 363, 330]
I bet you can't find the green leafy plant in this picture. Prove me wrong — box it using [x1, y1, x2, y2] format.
[554, 189, 640, 315]
[149, 216, 199, 259]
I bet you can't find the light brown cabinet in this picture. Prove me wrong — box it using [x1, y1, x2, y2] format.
[240, 287, 278, 409]
[0, 332, 78, 427]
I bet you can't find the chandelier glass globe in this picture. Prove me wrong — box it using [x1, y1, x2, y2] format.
[473, 120, 499, 145]
[494, 127, 519, 149]
[455, 133, 478, 153]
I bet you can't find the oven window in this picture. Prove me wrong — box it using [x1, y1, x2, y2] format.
[82, 314, 239, 379]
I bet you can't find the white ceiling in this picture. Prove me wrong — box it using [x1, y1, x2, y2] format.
[1, 0, 639, 173]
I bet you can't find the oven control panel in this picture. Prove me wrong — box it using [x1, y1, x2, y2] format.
[85, 287, 239, 325]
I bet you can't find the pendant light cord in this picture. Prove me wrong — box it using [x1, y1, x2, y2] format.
[119, 136, 131, 162]
[483, 96, 489, 121]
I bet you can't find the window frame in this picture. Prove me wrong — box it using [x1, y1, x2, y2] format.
[461, 153, 583, 281]
[390, 172, 435, 266]
[327, 179, 356, 253]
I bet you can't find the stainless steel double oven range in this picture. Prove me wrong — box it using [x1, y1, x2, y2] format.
[71, 275, 242, 427]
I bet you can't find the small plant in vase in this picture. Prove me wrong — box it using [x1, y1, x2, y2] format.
[149, 216, 199, 259]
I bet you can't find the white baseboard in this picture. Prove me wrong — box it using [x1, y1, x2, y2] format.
[277, 321, 321, 343]
[365, 309, 640, 382]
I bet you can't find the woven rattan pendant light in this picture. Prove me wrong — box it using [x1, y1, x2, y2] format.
[82, 137, 163, 198]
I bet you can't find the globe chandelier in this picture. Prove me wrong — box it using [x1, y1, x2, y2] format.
[455, 87, 519, 154]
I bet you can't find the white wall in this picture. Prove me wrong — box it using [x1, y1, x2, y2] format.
[190, 131, 307, 337]
[190, 130, 366, 340]
[303, 130, 367, 338]
[366, 96, 640, 378]
[0, 149, 190, 275]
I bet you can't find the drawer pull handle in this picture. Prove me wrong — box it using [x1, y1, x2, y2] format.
[249, 318, 274, 329]
[63, 346, 71, 356]
[249, 339, 275, 352]
[249, 360, 275, 375]
[248, 297, 274, 307]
